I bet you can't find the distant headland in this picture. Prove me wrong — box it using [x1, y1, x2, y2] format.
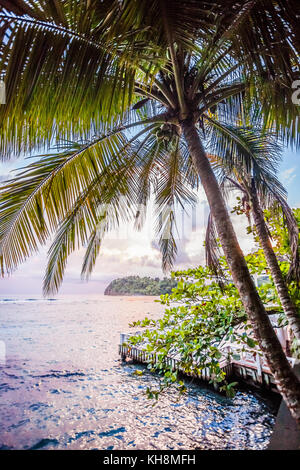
[104, 276, 177, 296]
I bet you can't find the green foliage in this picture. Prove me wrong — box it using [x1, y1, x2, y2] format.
[128, 263, 258, 399]
[232, 203, 300, 353]
[264, 208, 300, 265]
[244, 208, 300, 312]
[104, 275, 177, 296]
[245, 208, 300, 357]
[127, 208, 300, 398]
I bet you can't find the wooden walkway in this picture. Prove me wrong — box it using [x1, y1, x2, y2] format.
[119, 332, 296, 393]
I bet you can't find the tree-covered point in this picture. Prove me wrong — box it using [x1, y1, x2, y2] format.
[104, 276, 178, 296]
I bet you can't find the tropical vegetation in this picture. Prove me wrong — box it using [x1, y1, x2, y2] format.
[104, 275, 177, 296]
[206, 127, 300, 342]
[128, 208, 300, 399]
[0, 1, 299, 422]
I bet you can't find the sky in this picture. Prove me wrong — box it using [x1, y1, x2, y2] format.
[0, 146, 299, 296]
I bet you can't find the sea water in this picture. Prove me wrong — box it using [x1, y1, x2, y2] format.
[0, 295, 277, 450]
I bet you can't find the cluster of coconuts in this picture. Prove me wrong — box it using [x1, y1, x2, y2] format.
[155, 123, 179, 142]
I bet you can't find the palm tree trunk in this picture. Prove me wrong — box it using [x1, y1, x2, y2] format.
[181, 118, 300, 424]
[250, 183, 300, 343]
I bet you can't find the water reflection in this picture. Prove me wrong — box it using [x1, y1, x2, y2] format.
[0, 295, 276, 450]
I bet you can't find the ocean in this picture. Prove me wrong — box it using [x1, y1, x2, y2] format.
[0, 295, 277, 450]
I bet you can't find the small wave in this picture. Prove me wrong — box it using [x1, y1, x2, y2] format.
[75, 430, 95, 439]
[0, 382, 15, 392]
[29, 402, 49, 411]
[29, 438, 59, 450]
[0, 298, 58, 304]
[32, 370, 85, 379]
[10, 419, 30, 430]
[98, 427, 126, 438]
[3, 372, 23, 379]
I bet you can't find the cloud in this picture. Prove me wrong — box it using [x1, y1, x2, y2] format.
[280, 167, 297, 184]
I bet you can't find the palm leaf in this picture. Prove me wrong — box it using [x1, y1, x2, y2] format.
[207, 122, 300, 283]
[43, 149, 141, 294]
[0, 128, 132, 274]
[154, 138, 197, 271]
[205, 211, 224, 281]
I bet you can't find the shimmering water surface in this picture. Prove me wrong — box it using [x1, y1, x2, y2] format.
[0, 295, 277, 450]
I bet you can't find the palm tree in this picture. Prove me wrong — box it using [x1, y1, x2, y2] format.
[1, 1, 300, 421]
[206, 125, 300, 343]
[250, 183, 300, 341]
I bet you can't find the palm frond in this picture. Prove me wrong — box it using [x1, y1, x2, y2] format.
[205, 117, 283, 181]
[43, 183, 99, 295]
[80, 228, 103, 282]
[154, 138, 197, 271]
[0, 3, 160, 157]
[204, 211, 224, 280]
[218, 0, 299, 82]
[43, 150, 141, 294]
[157, 207, 178, 273]
[0, 128, 133, 274]
[206, 121, 300, 283]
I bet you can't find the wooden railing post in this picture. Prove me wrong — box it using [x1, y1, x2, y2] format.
[255, 352, 263, 384]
